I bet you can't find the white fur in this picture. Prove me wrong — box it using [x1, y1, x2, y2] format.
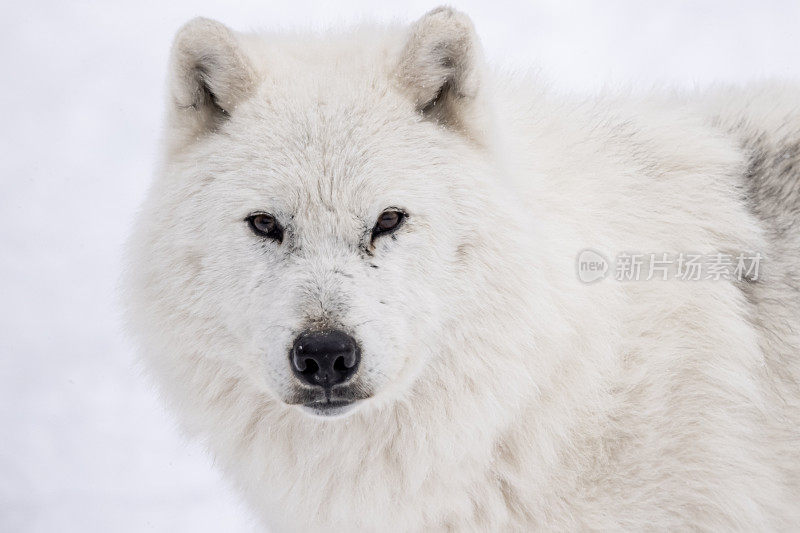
[125, 8, 800, 530]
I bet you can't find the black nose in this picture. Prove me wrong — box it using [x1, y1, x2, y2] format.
[291, 330, 360, 387]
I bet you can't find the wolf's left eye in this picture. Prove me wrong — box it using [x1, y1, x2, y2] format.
[372, 209, 406, 240]
[246, 213, 283, 243]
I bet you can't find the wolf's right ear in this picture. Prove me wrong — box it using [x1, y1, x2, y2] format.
[167, 18, 256, 148]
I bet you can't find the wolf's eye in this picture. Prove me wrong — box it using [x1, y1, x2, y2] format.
[372, 209, 406, 240]
[246, 213, 283, 242]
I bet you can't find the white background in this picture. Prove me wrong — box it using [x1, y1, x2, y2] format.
[3, 1, 800, 531]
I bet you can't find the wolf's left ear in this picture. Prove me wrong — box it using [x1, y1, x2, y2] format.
[167, 18, 257, 149]
[395, 7, 487, 140]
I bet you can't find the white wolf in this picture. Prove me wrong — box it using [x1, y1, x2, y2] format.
[125, 7, 800, 530]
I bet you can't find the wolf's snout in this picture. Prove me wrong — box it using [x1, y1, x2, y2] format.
[291, 330, 360, 387]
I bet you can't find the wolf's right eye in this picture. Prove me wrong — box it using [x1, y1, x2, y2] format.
[246, 213, 283, 243]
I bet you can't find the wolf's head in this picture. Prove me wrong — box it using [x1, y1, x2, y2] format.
[127, 8, 533, 420]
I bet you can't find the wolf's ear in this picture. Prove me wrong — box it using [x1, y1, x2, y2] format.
[395, 7, 487, 139]
[167, 18, 256, 146]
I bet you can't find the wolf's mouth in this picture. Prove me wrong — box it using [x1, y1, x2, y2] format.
[287, 381, 372, 417]
[301, 399, 358, 418]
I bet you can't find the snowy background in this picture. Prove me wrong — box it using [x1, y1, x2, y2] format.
[3, 1, 800, 531]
